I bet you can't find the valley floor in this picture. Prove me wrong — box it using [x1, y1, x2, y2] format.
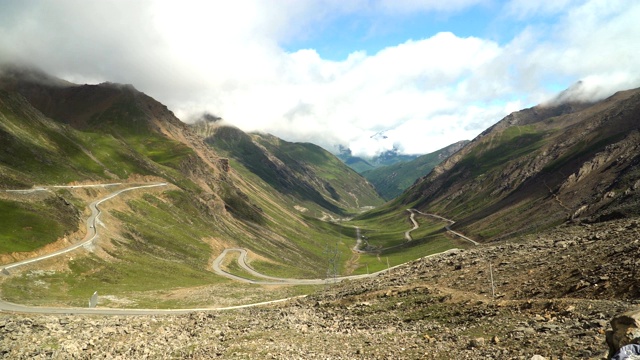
[2, 217, 639, 359]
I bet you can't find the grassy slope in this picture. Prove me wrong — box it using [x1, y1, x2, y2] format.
[203, 127, 383, 214]
[362, 141, 468, 200]
[0, 80, 464, 308]
[0, 199, 70, 253]
[253, 134, 383, 208]
[0, 90, 194, 186]
[377, 90, 640, 242]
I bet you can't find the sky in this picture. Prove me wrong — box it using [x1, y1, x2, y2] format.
[0, 0, 639, 157]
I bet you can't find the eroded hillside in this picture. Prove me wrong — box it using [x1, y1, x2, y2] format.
[396, 89, 640, 241]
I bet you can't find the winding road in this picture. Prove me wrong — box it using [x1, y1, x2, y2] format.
[408, 209, 479, 246]
[404, 209, 420, 241]
[212, 209, 477, 284]
[0, 183, 473, 314]
[211, 248, 406, 285]
[2, 182, 168, 273]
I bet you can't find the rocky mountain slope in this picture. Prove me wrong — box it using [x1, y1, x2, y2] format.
[395, 88, 640, 242]
[362, 140, 469, 200]
[2, 66, 640, 359]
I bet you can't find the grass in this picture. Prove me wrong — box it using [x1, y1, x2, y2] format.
[346, 209, 466, 274]
[125, 134, 194, 169]
[1, 88, 461, 307]
[349, 210, 420, 249]
[353, 233, 460, 274]
[223, 257, 267, 282]
[460, 130, 547, 178]
[0, 183, 463, 307]
[0, 193, 81, 254]
[1, 190, 220, 306]
[0, 200, 67, 253]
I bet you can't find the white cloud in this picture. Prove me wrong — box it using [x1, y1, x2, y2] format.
[374, 0, 489, 14]
[506, 0, 586, 18]
[0, 0, 639, 157]
[508, 0, 640, 102]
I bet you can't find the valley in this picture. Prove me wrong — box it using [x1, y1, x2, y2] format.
[2, 217, 638, 358]
[0, 67, 639, 359]
[1, 179, 463, 311]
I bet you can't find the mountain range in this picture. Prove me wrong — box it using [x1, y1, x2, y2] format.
[388, 88, 640, 241]
[336, 146, 420, 173]
[1, 65, 640, 358]
[361, 140, 469, 200]
[0, 65, 638, 297]
[0, 66, 384, 304]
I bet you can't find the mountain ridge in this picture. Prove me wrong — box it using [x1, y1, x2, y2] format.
[396, 88, 640, 241]
[0, 67, 383, 290]
[362, 140, 469, 200]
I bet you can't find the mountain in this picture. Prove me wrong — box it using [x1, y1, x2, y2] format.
[190, 120, 383, 216]
[335, 146, 375, 173]
[389, 88, 640, 242]
[362, 140, 469, 200]
[0, 66, 384, 306]
[2, 67, 639, 358]
[0, 77, 199, 187]
[336, 146, 419, 173]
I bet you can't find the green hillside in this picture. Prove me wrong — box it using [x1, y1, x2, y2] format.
[193, 125, 383, 216]
[364, 88, 640, 243]
[1, 68, 440, 308]
[362, 141, 468, 200]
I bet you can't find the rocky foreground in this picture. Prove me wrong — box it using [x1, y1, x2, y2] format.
[2, 217, 640, 359]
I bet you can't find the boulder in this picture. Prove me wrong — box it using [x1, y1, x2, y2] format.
[606, 308, 640, 357]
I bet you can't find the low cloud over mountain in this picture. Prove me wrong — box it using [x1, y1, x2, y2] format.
[1, 0, 638, 156]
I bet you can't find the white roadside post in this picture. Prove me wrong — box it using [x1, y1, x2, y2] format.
[89, 291, 98, 308]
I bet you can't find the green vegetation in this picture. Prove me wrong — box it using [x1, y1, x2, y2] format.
[355, 234, 458, 274]
[0, 75, 467, 309]
[206, 127, 382, 216]
[2, 190, 221, 306]
[362, 141, 468, 200]
[460, 128, 546, 178]
[0, 199, 68, 253]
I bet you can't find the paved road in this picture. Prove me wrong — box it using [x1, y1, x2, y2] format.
[0, 183, 466, 314]
[0, 294, 307, 315]
[211, 207, 472, 285]
[212, 247, 462, 286]
[408, 209, 479, 246]
[0, 182, 317, 314]
[3, 182, 123, 194]
[212, 248, 384, 285]
[1, 183, 168, 273]
[404, 209, 419, 241]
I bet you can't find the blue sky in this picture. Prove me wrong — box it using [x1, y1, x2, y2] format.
[283, 4, 506, 60]
[1, 0, 639, 156]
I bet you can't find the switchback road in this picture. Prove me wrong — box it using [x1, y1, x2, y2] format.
[212, 208, 473, 285]
[0, 183, 465, 314]
[1, 183, 168, 273]
[404, 209, 419, 241]
[212, 248, 401, 285]
[408, 209, 479, 246]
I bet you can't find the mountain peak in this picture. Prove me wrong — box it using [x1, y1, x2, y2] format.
[0, 63, 74, 89]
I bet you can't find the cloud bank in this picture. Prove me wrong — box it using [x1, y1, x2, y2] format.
[0, 0, 638, 157]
